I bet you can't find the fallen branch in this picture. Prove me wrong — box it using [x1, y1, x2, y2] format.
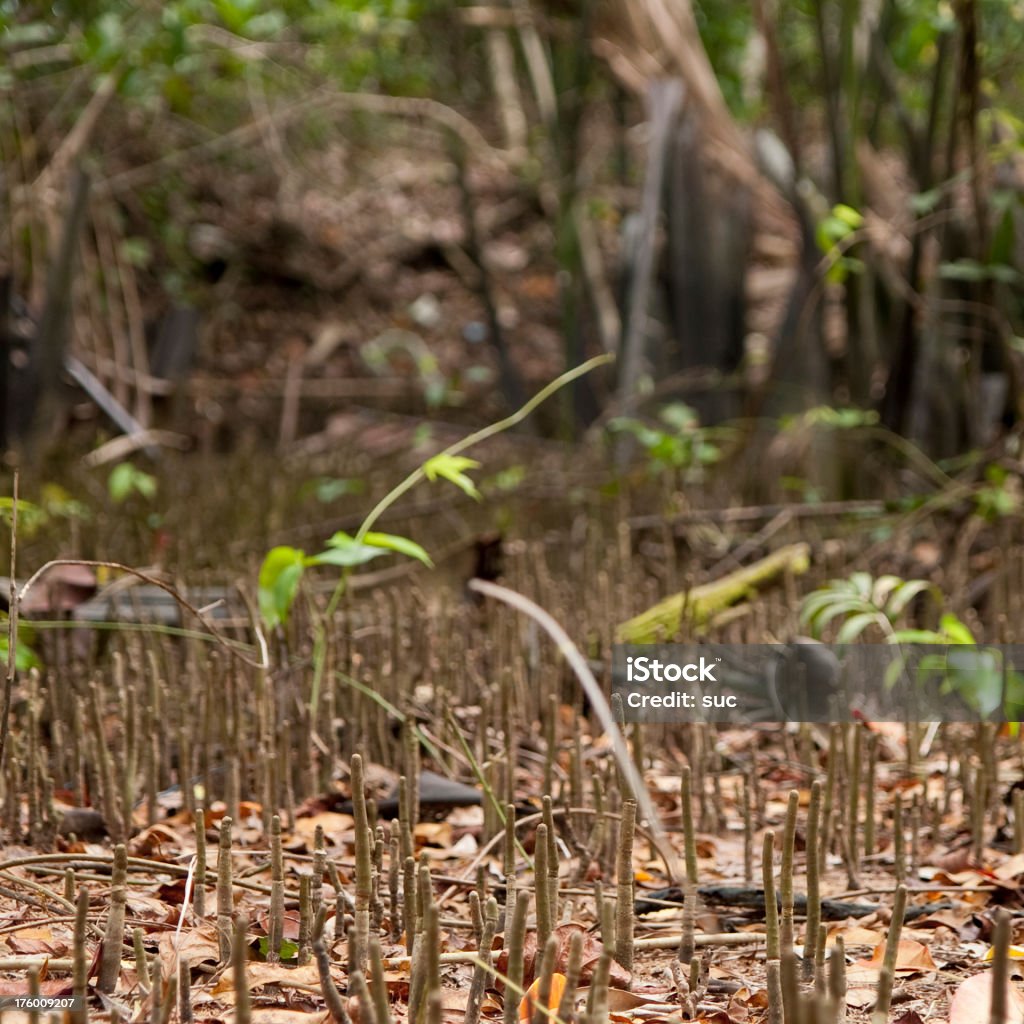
[615, 542, 811, 643]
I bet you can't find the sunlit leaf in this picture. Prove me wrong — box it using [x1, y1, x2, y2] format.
[423, 454, 482, 500]
[885, 580, 934, 618]
[307, 533, 386, 568]
[806, 597, 876, 633]
[257, 546, 306, 629]
[108, 463, 157, 503]
[939, 612, 975, 645]
[836, 611, 883, 643]
[363, 532, 433, 568]
[0, 630, 41, 671]
[870, 574, 905, 608]
[833, 203, 863, 229]
[890, 628, 946, 644]
[848, 572, 875, 600]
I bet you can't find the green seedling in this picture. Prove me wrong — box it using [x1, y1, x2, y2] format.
[608, 402, 729, 478]
[257, 531, 432, 631]
[256, 354, 613, 712]
[799, 572, 935, 643]
[362, 328, 452, 408]
[257, 936, 299, 962]
[801, 573, 1024, 718]
[974, 464, 1021, 521]
[108, 462, 157, 503]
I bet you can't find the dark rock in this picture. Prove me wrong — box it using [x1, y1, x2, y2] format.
[57, 807, 107, 841]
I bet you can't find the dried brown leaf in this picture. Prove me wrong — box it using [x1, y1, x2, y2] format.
[949, 972, 1024, 1024]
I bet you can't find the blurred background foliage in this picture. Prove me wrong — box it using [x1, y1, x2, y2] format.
[5, 0, 1024, 486]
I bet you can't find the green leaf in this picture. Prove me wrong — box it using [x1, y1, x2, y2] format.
[884, 655, 912, 690]
[423, 454, 482, 500]
[938, 612, 975, 644]
[799, 585, 864, 624]
[245, 10, 287, 37]
[306, 547, 381, 569]
[257, 935, 299, 961]
[848, 572, 875, 600]
[799, 590, 847, 624]
[805, 598, 876, 634]
[870, 574, 905, 608]
[363, 532, 433, 568]
[942, 649, 1002, 715]
[108, 463, 157, 503]
[309, 532, 388, 567]
[990, 207, 1015, 267]
[258, 546, 306, 629]
[890, 628, 946, 644]
[832, 203, 864, 229]
[816, 215, 851, 251]
[938, 258, 1019, 284]
[985, 464, 1009, 486]
[836, 611, 882, 643]
[910, 188, 941, 215]
[0, 632, 41, 671]
[119, 237, 152, 269]
[884, 580, 933, 618]
[939, 258, 986, 282]
[483, 465, 526, 494]
[3, 21, 55, 46]
[0, 498, 43, 532]
[659, 402, 698, 431]
[299, 477, 365, 503]
[803, 406, 878, 430]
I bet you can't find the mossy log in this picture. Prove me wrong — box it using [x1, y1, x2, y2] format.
[615, 543, 810, 644]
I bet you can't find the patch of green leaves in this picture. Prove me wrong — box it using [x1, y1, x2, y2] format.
[802, 574, 1024, 715]
[609, 402, 728, 477]
[974, 464, 1020, 521]
[781, 405, 880, 433]
[0, 620, 41, 672]
[800, 573, 936, 641]
[890, 610, 976, 645]
[257, 935, 299, 962]
[0, 498, 44, 533]
[483, 464, 527, 494]
[108, 463, 157, 503]
[939, 258, 1020, 285]
[902, 640, 1024, 718]
[816, 204, 865, 283]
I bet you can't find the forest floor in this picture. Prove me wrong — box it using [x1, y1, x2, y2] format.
[4, 97, 1021, 1024]
[0, 483, 1022, 1024]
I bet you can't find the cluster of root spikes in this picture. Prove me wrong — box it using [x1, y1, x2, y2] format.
[1, 696, 1023, 1024]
